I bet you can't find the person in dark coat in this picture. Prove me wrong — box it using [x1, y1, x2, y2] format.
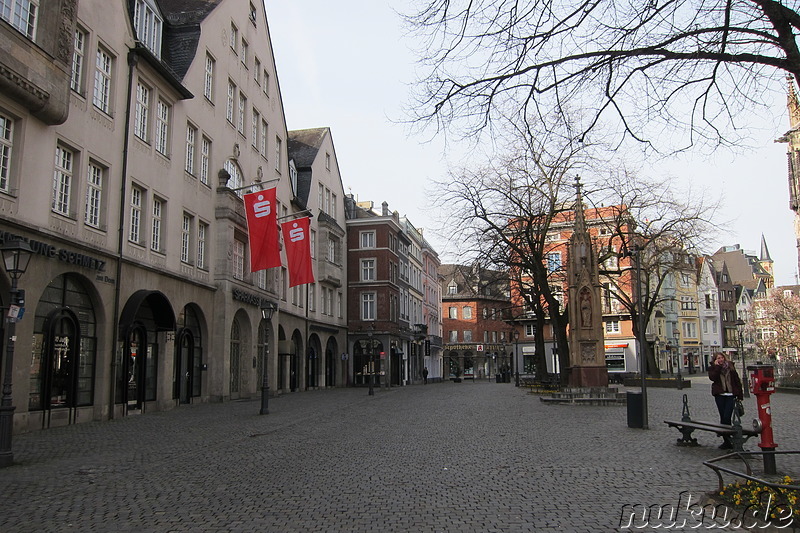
[708, 352, 744, 449]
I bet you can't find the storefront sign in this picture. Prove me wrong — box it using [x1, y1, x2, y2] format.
[232, 287, 271, 308]
[0, 230, 106, 272]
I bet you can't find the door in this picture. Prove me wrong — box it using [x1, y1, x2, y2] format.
[126, 326, 147, 410]
[175, 330, 194, 404]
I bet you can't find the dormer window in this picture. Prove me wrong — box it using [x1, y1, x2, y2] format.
[289, 159, 298, 197]
[133, 0, 163, 58]
[249, 3, 257, 25]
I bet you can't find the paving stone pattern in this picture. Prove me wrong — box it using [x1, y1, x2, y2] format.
[1, 376, 799, 532]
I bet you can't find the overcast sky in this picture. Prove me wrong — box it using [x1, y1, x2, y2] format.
[264, 1, 797, 286]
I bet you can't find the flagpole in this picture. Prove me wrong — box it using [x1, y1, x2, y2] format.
[226, 177, 280, 193]
[277, 209, 313, 221]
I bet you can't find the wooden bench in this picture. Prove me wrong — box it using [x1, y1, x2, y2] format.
[664, 394, 761, 452]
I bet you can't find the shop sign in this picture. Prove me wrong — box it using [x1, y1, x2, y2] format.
[0, 230, 106, 272]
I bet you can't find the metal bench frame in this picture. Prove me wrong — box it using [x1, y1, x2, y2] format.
[663, 394, 761, 452]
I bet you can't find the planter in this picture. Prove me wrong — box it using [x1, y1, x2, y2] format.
[622, 377, 691, 389]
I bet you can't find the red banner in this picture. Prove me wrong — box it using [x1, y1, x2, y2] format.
[243, 188, 281, 271]
[282, 216, 315, 287]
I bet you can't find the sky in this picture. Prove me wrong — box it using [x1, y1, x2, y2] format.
[263, 1, 798, 286]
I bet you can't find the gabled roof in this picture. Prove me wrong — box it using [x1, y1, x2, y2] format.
[157, 0, 221, 80]
[288, 128, 330, 209]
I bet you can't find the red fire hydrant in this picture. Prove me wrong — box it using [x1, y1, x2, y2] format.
[747, 364, 777, 474]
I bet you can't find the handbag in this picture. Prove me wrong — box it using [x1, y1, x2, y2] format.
[735, 399, 745, 417]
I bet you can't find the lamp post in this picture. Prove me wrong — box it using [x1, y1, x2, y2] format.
[673, 328, 682, 390]
[736, 318, 750, 398]
[367, 326, 375, 396]
[259, 301, 277, 415]
[631, 245, 649, 429]
[512, 330, 520, 386]
[0, 238, 32, 467]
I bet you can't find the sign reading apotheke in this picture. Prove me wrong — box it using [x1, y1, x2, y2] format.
[0, 230, 107, 273]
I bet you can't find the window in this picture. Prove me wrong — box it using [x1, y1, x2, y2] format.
[185, 124, 196, 174]
[251, 108, 259, 147]
[448, 284, 457, 295]
[151, 197, 163, 252]
[605, 320, 620, 333]
[263, 70, 269, 97]
[254, 58, 261, 84]
[1, 0, 37, 39]
[200, 136, 210, 185]
[463, 330, 472, 342]
[449, 330, 458, 342]
[310, 230, 316, 259]
[328, 236, 337, 263]
[257, 119, 267, 156]
[84, 162, 103, 228]
[155, 99, 170, 156]
[361, 292, 375, 320]
[133, 0, 162, 58]
[249, 2, 257, 24]
[360, 231, 375, 249]
[134, 82, 150, 141]
[52, 145, 73, 216]
[546, 252, 561, 273]
[197, 222, 207, 269]
[229, 22, 238, 51]
[240, 39, 248, 67]
[71, 28, 86, 93]
[325, 152, 331, 170]
[203, 53, 214, 101]
[129, 186, 142, 243]
[449, 306, 457, 319]
[331, 193, 337, 219]
[0, 112, 13, 193]
[525, 324, 536, 337]
[233, 239, 245, 280]
[93, 47, 113, 114]
[226, 80, 236, 124]
[361, 259, 375, 281]
[224, 159, 242, 192]
[274, 136, 281, 171]
[181, 213, 192, 263]
[236, 92, 247, 135]
[463, 306, 472, 319]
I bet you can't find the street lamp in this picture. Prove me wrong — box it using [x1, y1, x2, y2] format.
[259, 301, 277, 415]
[512, 330, 520, 386]
[673, 328, 682, 390]
[0, 238, 32, 467]
[736, 318, 750, 399]
[367, 325, 375, 396]
[631, 245, 649, 429]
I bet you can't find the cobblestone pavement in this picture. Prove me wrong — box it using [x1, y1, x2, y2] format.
[1, 375, 799, 532]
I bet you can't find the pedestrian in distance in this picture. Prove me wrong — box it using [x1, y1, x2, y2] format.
[708, 352, 744, 450]
[422, 367, 428, 385]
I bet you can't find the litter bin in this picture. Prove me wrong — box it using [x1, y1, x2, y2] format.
[627, 391, 643, 428]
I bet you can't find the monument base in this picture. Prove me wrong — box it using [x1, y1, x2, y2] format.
[568, 365, 609, 388]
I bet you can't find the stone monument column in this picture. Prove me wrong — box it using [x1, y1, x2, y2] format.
[567, 177, 609, 387]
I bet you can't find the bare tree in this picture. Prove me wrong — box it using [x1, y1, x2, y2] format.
[405, 0, 798, 151]
[588, 170, 721, 376]
[431, 128, 587, 382]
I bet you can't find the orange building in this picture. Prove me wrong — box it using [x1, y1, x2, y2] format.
[509, 205, 639, 378]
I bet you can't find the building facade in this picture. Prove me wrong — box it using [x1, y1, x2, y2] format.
[345, 199, 440, 387]
[0, 0, 349, 436]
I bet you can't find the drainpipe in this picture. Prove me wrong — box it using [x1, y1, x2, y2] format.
[108, 50, 138, 419]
